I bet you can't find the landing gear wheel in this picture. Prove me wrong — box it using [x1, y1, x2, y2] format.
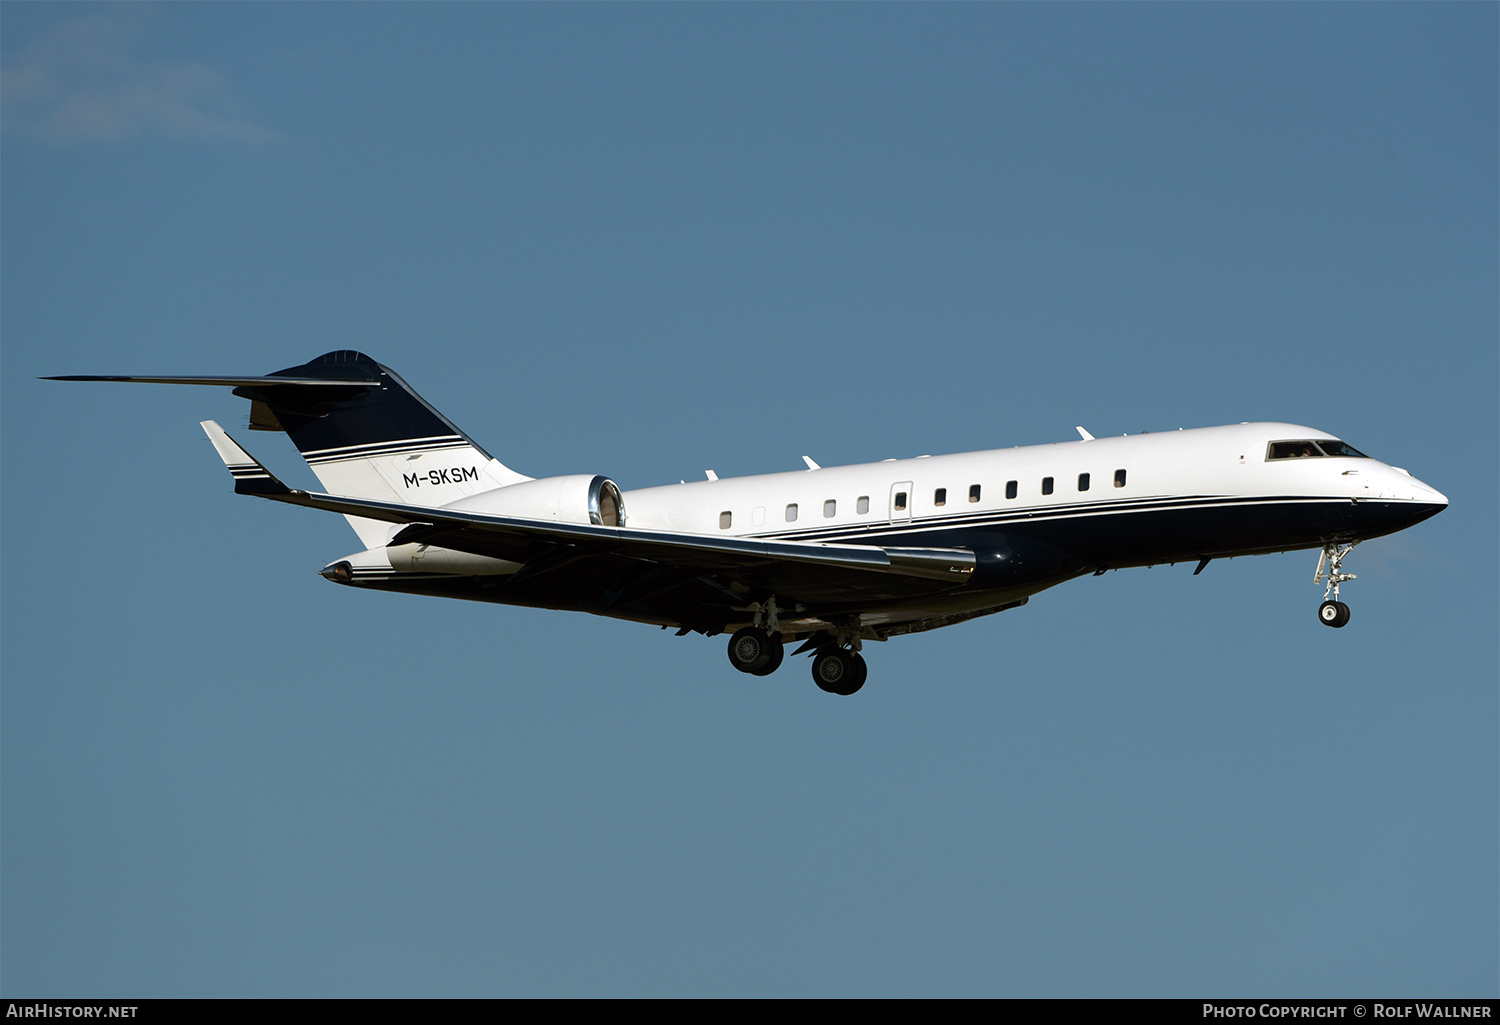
[811, 648, 867, 696]
[727, 627, 775, 674]
[751, 636, 785, 676]
[812, 649, 849, 693]
[1318, 600, 1351, 628]
[843, 652, 867, 694]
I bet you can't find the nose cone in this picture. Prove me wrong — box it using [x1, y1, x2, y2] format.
[1387, 466, 1448, 509]
[1380, 468, 1448, 532]
[1409, 477, 1448, 508]
[1339, 465, 1447, 539]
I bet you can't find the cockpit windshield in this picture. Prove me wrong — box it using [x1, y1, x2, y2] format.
[1266, 440, 1368, 461]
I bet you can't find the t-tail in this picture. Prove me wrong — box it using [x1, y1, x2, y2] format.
[45, 350, 530, 546]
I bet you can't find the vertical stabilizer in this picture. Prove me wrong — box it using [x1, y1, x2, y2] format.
[231, 351, 529, 546]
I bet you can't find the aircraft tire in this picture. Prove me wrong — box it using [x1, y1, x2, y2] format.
[750, 636, 785, 676]
[841, 653, 868, 695]
[812, 648, 866, 695]
[727, 627, 775, 674]
[1319, 600, 1351, 628]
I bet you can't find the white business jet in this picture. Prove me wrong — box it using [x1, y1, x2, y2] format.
[47, 351, 1447, 695]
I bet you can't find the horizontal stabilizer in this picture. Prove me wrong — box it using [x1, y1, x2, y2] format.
[53, 352, 528, 549]
[200, 420, 294, 496]
[44, 375, 377, 388]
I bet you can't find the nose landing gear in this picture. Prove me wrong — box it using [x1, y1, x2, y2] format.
[1314, 541, 1359, 628]
[1318, 600, 1351, 628]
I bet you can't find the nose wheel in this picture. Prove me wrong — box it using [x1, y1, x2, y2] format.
[1318, 600, 1351, 628]
[1314, 542, 1358, 628]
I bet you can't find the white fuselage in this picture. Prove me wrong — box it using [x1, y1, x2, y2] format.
[620, 422, 1445, 546]
[333, 420, 1446, 637]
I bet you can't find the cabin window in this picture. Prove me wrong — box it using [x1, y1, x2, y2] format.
[824, 500, 836, 518]
[894, 491, 908, 511]
[1078, 473, 1090, 492]
[1005, 480, 1018, 500]
[1042, 477, 1054, 496]
[857, 496, 870, 514]
[786, 504, 798, 522]
[719, 511, 732, 529]
[1114, 469, 1127, 488]
[752, 506, 766, 526]
[969, 484, 981, 503]
[934, 488, 947, 507]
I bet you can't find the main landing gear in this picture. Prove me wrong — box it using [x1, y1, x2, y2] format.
[725, 596, 786, 676]
[805, 615, 868, 696]
[725, 628, 867, 694]
[723, 600, 869, 695]
[726, 626, 784, 676]
[810, 647, 867, 696]
[1314, 541, 1359, 629]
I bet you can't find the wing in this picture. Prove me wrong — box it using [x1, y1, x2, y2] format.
[201, 421, 976, 615]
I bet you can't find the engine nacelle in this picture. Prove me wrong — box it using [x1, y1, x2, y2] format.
[442, 474, 626, 526]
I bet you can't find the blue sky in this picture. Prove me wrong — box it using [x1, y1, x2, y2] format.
[3, 3, 1495, 997]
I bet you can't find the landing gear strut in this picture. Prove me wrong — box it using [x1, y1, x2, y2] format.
[1314, 541, 1358, 629]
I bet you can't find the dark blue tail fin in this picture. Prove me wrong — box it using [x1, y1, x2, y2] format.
[229, 352, 528, 544]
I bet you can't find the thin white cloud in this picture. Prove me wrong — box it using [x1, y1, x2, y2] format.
[1, 15, 278, 144]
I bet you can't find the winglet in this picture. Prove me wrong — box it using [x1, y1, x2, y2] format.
[1076, 426, 1095, 442]
[200, 420, 293, 496]
[802, 456, 821, 470]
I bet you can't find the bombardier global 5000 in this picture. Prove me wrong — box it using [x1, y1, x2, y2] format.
[48, 351, 1447, 695]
